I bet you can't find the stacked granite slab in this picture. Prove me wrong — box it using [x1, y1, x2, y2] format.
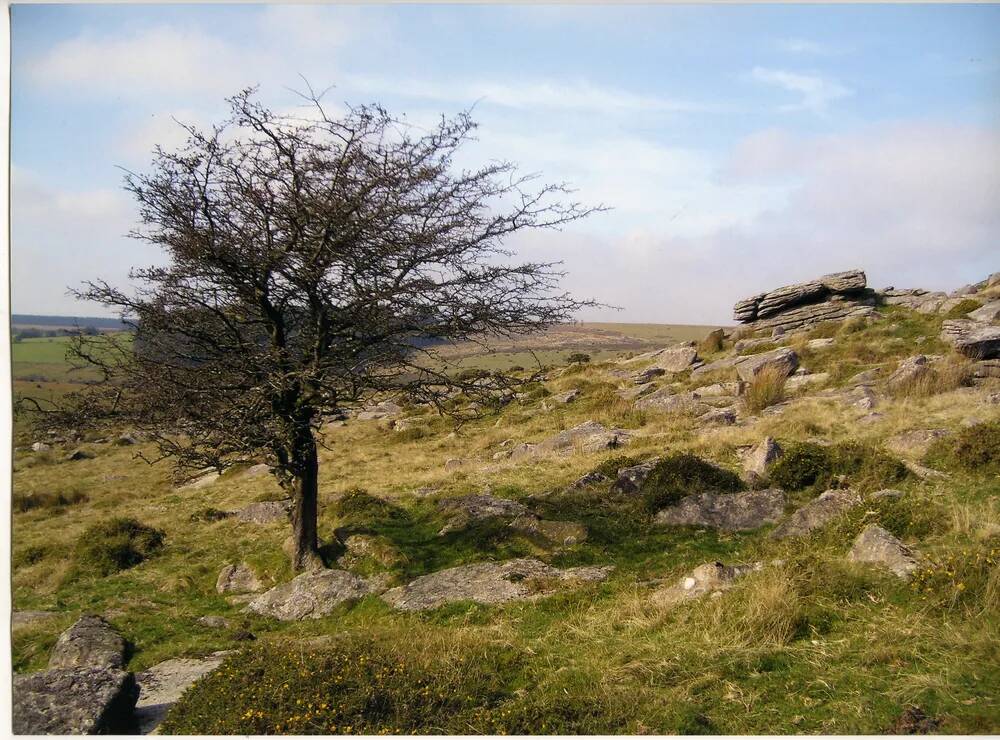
[733, 269, 876, 332]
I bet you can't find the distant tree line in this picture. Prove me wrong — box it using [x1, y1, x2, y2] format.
[13, 326, 101, 342]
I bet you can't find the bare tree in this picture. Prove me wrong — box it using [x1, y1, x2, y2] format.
[24, 87, 603, 571]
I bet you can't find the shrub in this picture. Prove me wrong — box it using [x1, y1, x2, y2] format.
[741, 364, 787, 413]
[567, 352, 591, 364]
[944, 298, 983, 319]
[640, 452, 743, 512]
[769, 441, 909, 494]
[70, 518, 165, 578]
[838, 316, 868, 335]
[159, 636, 523, 735]
[590, 454, 643, 480]
[12, 489, 88, 513]
[926, 421, 1000, 475]
[331, 488, 407, 524]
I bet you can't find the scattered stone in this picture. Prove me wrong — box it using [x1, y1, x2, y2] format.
[655, 489, 786, 531]
[235, 499, 293, 524]
[247, 569, 373, 620]
[567, 470, 611, 490]
[770, 489, 861, 539]
[734, 347, 799, 383]
[65, 448, 96, 462]
[550, 389, 581, 404]
[651, 561, 762, 607]
[785, 372, 830, 392]
[134, 652, 230, 734]
[337, 534, 405, 570]
[697, 407, 737, 425]
[847, 525, 919, 579]
[380, 558, 612, 611]
[438, 493, 530, 533]
[242, 463, 271, 478]
[216, 563, 264, 594]
[806, 337, 836, 350]
[610, 459, 660, 495]
[886, 355, 932, 392]
[635, 389, 709, 415]
[179, 471, 220, 490]
[49, 615, 127, 671]
[536, 420, 632, 455]
[743, 437, 783, 481]
[690, 356, 740, 378]
[903, 461, 950, 480]
[857, 412, 885, 425]
[356, 401, 403, 421]
[692, 382, 739, 397]
[871, 489, 904, 501]
[941, 320, 1000, 359]
[31, 442, 51, 452]
[885, 429, 950, 459]
[13, 667, 139, 735]
[886, 705, 941, 735]
[973, 359, 1000, 378]
[847, 368, 882, 386]
[444, 458, 466, 470]
[116, 433, 139, 446]
[734, 336, 777, 353]
[196, 615, 232, 629]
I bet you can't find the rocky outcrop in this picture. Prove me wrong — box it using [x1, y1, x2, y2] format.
[742, 437, 783, 482]
[247, 569, 374, 620]
[967, 300, 1000, 323]
[941, 320, 1000, 359]
[770, 489, 861, 539]
[654, 489, 786, 531]
[48, 615, 127, 671]
[13, 667, 140, 734]
[847, 525, 919, 579]
[134, 653, 230, 733]
[625, 343, 699, 373]
[216, 563, 264, 594]
[733, 270, 875, 332]
[651, 561, 762, 607]
[512, 421, 632, 460]
[438, 493, 531, 533]
[886, 355, 932, 392]
[635, 389, 710, 415]
[380, 558, 612, 611]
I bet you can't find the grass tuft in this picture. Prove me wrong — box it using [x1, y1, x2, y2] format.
[742, 364, 788, 414]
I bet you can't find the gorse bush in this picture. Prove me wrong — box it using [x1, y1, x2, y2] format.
[925, 421, 1000, 475]
[640, 452, 743, 512]
[769, 441, 909, 494]
[567, 352, 591, 364]
[69, 518, 165, 578]
[160, 637, 524, 735]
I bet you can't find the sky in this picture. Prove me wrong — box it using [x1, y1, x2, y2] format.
[10, 3, 1000, 324]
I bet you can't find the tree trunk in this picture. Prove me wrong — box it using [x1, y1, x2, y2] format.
[289, 432, 323, 572]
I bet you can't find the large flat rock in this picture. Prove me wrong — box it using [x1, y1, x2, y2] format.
[770, 489, 861, 539]
[655, 489, 786, 531]
[246, 569, 373, 620]
[134, 652, 231, 734]
[13, 667, 139, 734]
[941, 320, 1000, 359]
[734, 270, 867, 322]
[381, 558, 612, 611]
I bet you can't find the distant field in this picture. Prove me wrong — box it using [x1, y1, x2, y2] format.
[12, 336, 102, 389]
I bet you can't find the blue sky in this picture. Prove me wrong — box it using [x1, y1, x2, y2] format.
[10, 3, 1000, 322]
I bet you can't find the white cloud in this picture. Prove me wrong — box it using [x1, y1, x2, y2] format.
[750, 66, 853, 114]
[30, 26, 260, 99]
[346, 75, 725, 115]
[776, 38, 834, 55]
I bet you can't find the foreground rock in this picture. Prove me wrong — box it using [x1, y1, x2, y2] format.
[13, 667, 140, 734]
[247, 569, 373, 620]
[134, 652, 230, 734]
[381, 558, 612, 611]
[770, 489, 861, 540]
[941, 320, 1000, 359]
[651, 561, 762, 607]
[847, 525, 919, 579]
[655, 489, 786, 531]
[48, 615, 127, 671]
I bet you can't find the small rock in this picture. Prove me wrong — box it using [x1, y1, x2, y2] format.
[886, 705, 941, 735]
[550, 389, 581, 404]
[337, 534, 405, 569]
[216, 563, 264, 594]
[871, 489, 904, 501]
[235, 499, 293, 524]
[734, 347, 799, 383]
[886, 355, 931, 392]
[652, 561, 762, 606]
[178, 471, 220, 490]
[30, 442, 51, 453]
[903, 460, 950, 480]
[444, 458, 465, 470]
[806, 337, 835, 350]
[885, 429, 950, 459]
[48, 615, 127, 671]
[116, 433, 138, 446]
[743, 437, 783, 480]
[196, 615, 232, 629]
[847, 525, 919, 579]
[65, 448, 96, 462]
[697, 407, 737, 425]
[610, 459, 660, 495]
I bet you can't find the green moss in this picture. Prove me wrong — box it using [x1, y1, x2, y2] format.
[68, 518, 165, 579]
[944, 298, 983, 319]
[639, 452, 743, 512]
